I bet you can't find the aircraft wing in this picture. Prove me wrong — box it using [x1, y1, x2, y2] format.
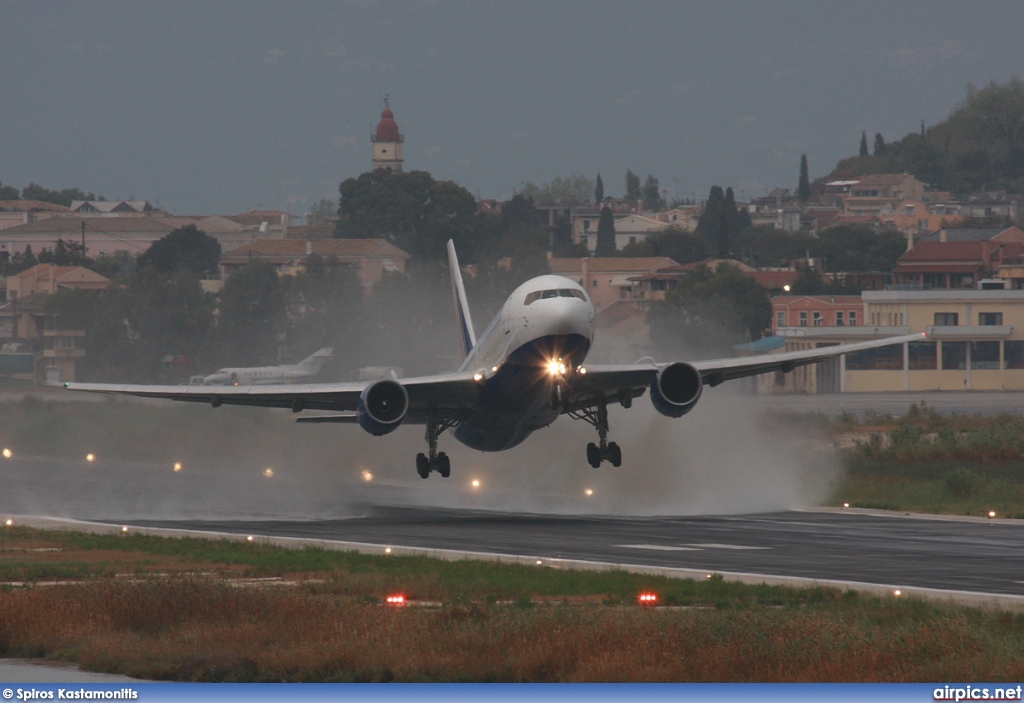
[63, 371, 482, 419]
[564, 332, 926, 409]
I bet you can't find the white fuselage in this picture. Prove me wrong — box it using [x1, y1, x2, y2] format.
[452, 274, 596, 451]
[203, 365, 319, 386]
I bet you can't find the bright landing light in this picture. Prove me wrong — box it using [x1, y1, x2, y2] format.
[2, 448, 11, 459]
[546, 359, 566, 376]
[263, 468, 274, 478]
[361, 469, 374, 482]
[173, 462, 183, 472]
[584, 489, 594, 497]
[471, 479, 481, 490]
[85, 453, 95, 462]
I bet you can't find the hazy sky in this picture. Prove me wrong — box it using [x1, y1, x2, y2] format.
[2, 1, 1022, 217]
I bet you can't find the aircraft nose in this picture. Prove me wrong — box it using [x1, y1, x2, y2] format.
[534, 297, 594, 339]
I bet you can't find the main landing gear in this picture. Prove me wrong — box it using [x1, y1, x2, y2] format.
[416, 413, 458, 479]
[568, 399, 623, 468]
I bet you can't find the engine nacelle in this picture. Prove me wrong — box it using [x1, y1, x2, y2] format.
[357, 379, 409, 436]
[650, 362, 703, 418]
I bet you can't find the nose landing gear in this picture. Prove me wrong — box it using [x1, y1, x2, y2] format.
[568, 399, 624, 468]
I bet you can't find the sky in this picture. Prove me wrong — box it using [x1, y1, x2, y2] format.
[2, 1, 1022, 217]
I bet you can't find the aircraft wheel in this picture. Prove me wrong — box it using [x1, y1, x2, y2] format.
[437, 452, 451, 478]
[416, 453, 430, 479]
[586, 442, 601, 469]
[609, 442, 622, 468]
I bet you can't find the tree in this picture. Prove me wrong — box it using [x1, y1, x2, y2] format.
[873, 133, 886, 155]
[217, 260, 284, 365]
[137, 224, 221, 278]
[594, 174, 604, 204]
[798, 154, 810, 202]
[0, 182, 18, 200]
[642, 175, 663, 211]
[305, 198, 336, 226]
[595, 206, 616, 256]
[38, 239, 88, 267]
[620, 226, 706, 264]
[20, 183, 99, 207]
[647, 263, 772, 357]
[859, 131, 869, 157]
[624, 170, 641, 206]
[334, 170, 479, 261]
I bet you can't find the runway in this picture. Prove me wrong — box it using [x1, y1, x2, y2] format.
[116, 506, 1024, 600]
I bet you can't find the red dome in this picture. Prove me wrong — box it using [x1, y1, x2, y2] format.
[374, 108, 401, 142]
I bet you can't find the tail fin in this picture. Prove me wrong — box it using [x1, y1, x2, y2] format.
[447, 240, 476, 361]
[298, 348, 333, 372]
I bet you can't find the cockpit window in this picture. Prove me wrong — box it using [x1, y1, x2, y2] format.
[525, 288, 588, 305]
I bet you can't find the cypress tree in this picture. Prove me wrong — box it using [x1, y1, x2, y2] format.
[798, 154, 810, 202]
[859, 131, 869, 157]
[594, 173, 604, 204]
[873, 133, 886, 155]
[625, 170, 641, 207]
[595, 206, 616, 257]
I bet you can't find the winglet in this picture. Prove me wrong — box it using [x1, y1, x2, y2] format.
[447, 239, 476, 361]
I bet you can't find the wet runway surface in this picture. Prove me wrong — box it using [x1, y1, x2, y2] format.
[120, 507, 1024, 596]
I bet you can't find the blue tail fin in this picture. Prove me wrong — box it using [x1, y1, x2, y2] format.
[447, 240, 476, 361]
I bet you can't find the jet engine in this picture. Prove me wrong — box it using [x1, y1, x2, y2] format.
[357, 379, 409, 436]
[650, 362, 703, 418]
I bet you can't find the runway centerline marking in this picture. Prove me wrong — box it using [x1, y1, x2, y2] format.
[616, 544, 703, 552]
[686, 543, 772, 551]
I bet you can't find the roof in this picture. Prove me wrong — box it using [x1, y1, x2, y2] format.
[286, 225, 335, 240]
[899, 241, 990, 262]
[12, 264, 110, 285]
[892, 263, 984, 274]
[749, 270, 799, 289]
[69, 200, 148, 213]
[0, 200, 69, 212]
[770, 295, 863, 306]
[919, 227, 1011, 243]
[855, 173, 918, 186]
[373, 107, 402, 142]
[221, 238, 409, 261]
[0, 216, 194, 235]
[548, 257, 677, 274]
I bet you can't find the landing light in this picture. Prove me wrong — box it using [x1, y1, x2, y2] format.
[584, 489, 594, 497]
[2, 448, 11, 459]
[578, 366, 587, 375]
[263, 468, 274, 478]
[473, 372, 484, 382]
[86, 453, 95, 462]
[361, 469, 374, 482]
[471, 479, 481, 490]
[491, 366, 498, 372]
[173, 462, 183, 472]
[547, 359, 566, 376]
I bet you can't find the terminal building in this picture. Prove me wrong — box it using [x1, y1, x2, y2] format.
[769, 289, 1024, 393]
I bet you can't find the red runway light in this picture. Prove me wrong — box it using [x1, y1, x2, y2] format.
[386, 595, 406, 605]
[638, 593, 658, 605]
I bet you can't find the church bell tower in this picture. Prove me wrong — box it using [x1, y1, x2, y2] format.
[371, 99, 404, 172]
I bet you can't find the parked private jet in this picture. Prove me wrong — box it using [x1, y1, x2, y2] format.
[199, 348, 333, 386]
[66, 241, 922, 478]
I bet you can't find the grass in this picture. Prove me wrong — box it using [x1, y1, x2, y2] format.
[1, 527, 1023, 681]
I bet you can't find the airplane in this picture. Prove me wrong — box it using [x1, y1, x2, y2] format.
[199, 348, 333, 386]
[66, 241, 923, 479]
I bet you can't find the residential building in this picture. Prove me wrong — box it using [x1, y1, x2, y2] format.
[0, 200, 69, 230]
[219, 238, 410, 288]
[68, 200, 152, 216]
[771, 295, 863, 334]
[768, 289, 1024, 393]
[6, 264, 110, 300]
[0, 214, 262, 259]
[547, 256, 677, 311]
[892, 227, 1024, 289]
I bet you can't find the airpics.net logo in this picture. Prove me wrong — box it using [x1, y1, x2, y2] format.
[934, 685, 1024, 701]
